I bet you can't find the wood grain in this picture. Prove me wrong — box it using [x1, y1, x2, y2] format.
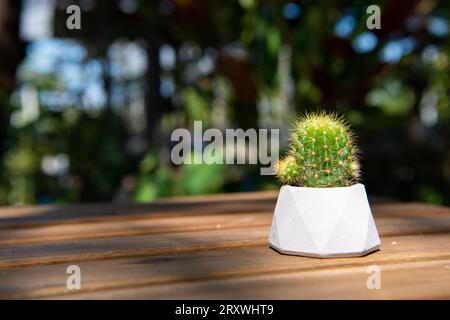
[0, 191, 278, 228]
[0, 191, 449, 300]
[1, 203, 449, 246]
[0, 212, 273, 246]
[1, 233, 450, 299]
[60, 259, 450, 300]
[1, 206, 450, 268]
[0, 226, 269, 269]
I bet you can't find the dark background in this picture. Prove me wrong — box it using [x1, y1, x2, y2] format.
[0, 0, 449, 206]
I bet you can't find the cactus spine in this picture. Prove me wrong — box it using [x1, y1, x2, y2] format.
[276, 112, 360, 187]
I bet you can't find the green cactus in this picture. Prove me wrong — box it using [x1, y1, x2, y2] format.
[275, 155, 299, 185]
[275, 112, 360, 187]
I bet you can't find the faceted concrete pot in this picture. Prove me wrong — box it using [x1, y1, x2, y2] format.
[269, 183, 380, 258]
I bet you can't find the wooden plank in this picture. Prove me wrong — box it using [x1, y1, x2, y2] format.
[376, 213, 450, 236]
[0, 212, 273, 246]
[0, 190, 447, 229]
[0, 191, 278, 228]
[1, 209, 450, 246]
[373, 202, 450, 217]
[58, 259, 450, 300]
[0, 199, 450, 246]
[0, 226, 270, 269]
[1, 202, 450, 267]
[1, 233, 450, 299]
[0, 196, 449, 299]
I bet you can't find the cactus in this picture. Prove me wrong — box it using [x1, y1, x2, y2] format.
[275, 112, 360, 187]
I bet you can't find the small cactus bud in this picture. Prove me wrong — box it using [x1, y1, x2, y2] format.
[349, 160, 361, 180]
[275, 156, 299, 185]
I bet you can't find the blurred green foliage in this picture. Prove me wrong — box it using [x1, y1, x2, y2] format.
[1, 0, 449, 205]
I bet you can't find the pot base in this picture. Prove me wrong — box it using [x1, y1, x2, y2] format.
[269, 243, 380, 258]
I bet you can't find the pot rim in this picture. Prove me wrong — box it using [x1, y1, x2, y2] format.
[280, 182, 364, 191]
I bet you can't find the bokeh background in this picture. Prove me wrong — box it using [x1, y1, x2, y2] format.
[0, 0, 449, 206]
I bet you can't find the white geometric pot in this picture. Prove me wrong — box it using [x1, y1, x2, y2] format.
[269, 183, 380, 258]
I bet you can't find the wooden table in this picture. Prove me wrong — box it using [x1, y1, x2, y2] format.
[0, 191, 450, 299]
